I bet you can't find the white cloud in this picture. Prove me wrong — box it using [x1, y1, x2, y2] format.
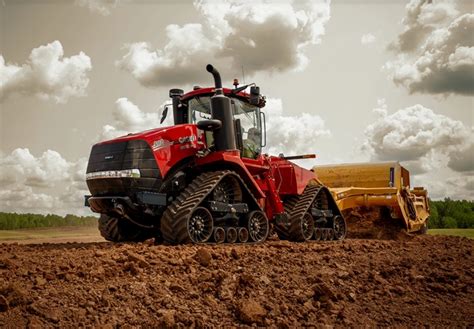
[75, 0, 118, 16]
[0, 149, 89, 215]
[361, 100, 473, 200]
[448, 142, 474, 173]
[361, 33, 376, 45]
[99, 97, 171, 140]
[263, 98, 330, 167]
[117, 0, 331, 87]
[415, 173, 474, 201]
[387, 0, 473, 95]
[362, 102, 470, 172]
[389, 0, 459, 53]
[0, 40, 92, 103]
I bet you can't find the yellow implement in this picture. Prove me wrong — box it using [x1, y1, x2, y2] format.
[313, 162, 430, 235]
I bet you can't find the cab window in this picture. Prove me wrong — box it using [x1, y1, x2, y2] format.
[188, 96, 211, 123]
[188, 96, 262, 158]
[233, 99, 262, 158]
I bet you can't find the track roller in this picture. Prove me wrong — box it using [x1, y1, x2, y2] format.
[321, 229, 328, 241]
[238, 227, 249, 243]
[327, 229, 335, 240]
[226, 227, 238, 243]
[214, 227, 225, 244]
[314, 228, 322, 241]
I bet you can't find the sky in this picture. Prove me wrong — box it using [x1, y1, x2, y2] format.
[0, 0, 473, 216]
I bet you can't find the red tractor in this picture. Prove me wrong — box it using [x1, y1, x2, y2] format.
[85, 65, 346, 244]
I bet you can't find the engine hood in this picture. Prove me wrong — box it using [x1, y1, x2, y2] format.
[96, 125, 189, 146]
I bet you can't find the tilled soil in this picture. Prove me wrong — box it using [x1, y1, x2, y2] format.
[0, 235, 473, 328]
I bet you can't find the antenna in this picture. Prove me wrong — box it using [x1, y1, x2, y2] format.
[241, 65, 246, 84]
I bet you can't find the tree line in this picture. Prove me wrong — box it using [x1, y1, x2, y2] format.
[0, 212, 97, 230]
[0, 198, 472, 230]
[428, 199, 474, 229]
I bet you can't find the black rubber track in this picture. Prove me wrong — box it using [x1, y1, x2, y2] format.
[160, 170, 263, 245]
[98, 214, 154, 242]
[288, 185, 324, 242]
[274, 196, 299, 240]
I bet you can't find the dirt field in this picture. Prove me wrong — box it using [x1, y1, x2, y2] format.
[0, 234, 472, 328]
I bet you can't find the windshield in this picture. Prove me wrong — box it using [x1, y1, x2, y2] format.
[188, 96, 260, 131]
[188, 96, 262, 157]
[188, 96, 212, 123]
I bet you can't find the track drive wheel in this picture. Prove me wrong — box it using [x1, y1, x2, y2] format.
[247, 210, 270, 243]
[187, 207, 214, 243]
[289, 212, 315, 242]
[98, 214, 153, 242]
[333, 215, 347, 241]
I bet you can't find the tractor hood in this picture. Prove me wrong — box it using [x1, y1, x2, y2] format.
[97, 125, 183, 145]
[87, 124, 205, 186]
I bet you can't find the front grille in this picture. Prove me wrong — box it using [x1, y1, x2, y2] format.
[86, 140, 162, 196]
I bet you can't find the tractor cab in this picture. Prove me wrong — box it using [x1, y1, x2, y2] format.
[166, 85, 266, 159]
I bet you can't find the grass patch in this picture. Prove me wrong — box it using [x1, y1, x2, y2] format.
[428, 229, 474, 239]
[0, 226, 100, 241]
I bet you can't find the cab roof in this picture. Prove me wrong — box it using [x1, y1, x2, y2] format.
[180, 87, 266, 108]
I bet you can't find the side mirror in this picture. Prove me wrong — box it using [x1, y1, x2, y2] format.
[160, 106, 169, 124]
[197, 119, 222, 131]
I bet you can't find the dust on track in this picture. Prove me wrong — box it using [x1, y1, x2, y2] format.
[0, 235, 473, 327]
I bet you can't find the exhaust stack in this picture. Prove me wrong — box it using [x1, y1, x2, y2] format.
[206, 64, 236, 151]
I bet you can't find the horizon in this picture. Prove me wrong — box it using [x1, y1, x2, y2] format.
[1, 0, 473, 216]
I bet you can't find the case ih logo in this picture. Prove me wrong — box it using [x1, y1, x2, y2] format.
[152, 139, 165, 151]
[152, 136, 196, 151]
[178, 135, 196, 144]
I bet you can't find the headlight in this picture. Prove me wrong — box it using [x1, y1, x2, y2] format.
[86, 169, 141, 180]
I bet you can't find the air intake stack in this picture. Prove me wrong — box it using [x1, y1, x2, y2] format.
[206, 64, 237, 151]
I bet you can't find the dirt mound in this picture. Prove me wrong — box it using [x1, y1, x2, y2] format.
[345, 208, 413, 241]
[0, 235, 473, 327]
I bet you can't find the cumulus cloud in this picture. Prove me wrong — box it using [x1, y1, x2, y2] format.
[361, 33, 376, 45]
[0, 149, 89, 215]
[0, 40, 92, 103]
[362, 100, 473, 200]
[362, 100, 471, 174]
[117, 0, 331, 87]
[263, 98, 330, 158]
[448, 142, 474, 173]
[416, 174, 474, 200]
[99, 98, 171, 140]
[386, 0, 473, 95]
[389, 0, 459, 53]
[75, 0, 118, 16]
